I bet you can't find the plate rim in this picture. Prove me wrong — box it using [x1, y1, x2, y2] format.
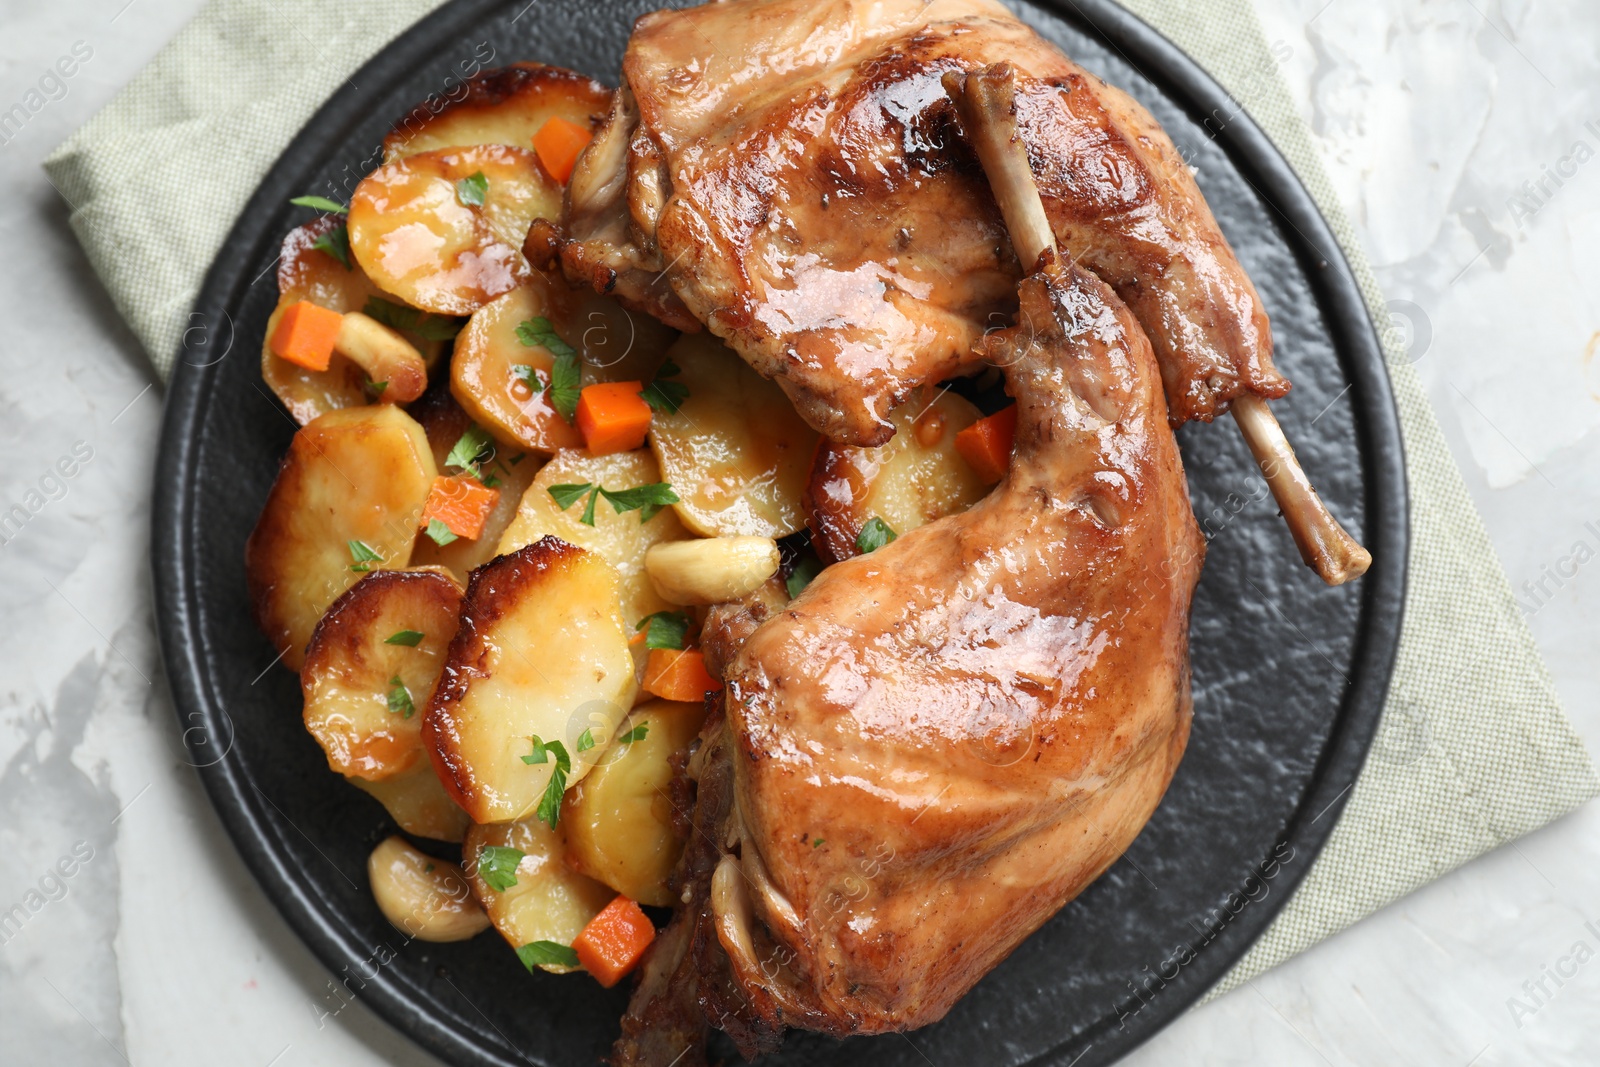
[151, 0, 1409, 1064]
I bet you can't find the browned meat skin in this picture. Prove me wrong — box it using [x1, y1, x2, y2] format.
[602, 0, 1286, 445]
[619, 257, 1201, 1053]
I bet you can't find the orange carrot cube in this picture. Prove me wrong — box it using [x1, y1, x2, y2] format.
[269, 301, 344, 372]
[573, 895, 655, 988]
[419, 476, 500, 541]
[533, 117, 595, 184]
[954, 404, 1018, 484]
[576, 381, 653, 455]
[642, 648, 721, 703]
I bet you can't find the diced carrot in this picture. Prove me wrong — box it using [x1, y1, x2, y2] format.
[573, 895, 655, 988]
[269, 301, 344, 372]
[642, 648, 721, 703]
[419, 476, 500, 541]
[533, 117, 594, 184]
[953, 404, 1018, 484]
[576, 381, 653, 455]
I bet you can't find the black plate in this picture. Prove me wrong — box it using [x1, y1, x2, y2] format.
[153, 0, 1407, 1063]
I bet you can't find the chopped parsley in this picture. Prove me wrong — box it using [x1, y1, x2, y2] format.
[515, 316, 577, 358]
[445, 425, 496, 480]
[786, 553, 823, 598]
[289, 195, 348, 214]
[638, 359, 689, 415]
[362, 375, 388, 399]
[515, 318, 581, 422]
[813, 838, 825, 848]
[516, 940, 579, 970]
[618, 723, 649, 744]
[384, 630, 424, 647]
[454, 170, 488, 208]
[547, 481, 679, 526]
[476, 845, 524, 892]
[636, 610, 691, 651]
[520, 735, 572, 829]
[425, 518, 459, 546]
[311, 224, 352, 270]
[386, 675, 415, 718]
[856, 517, 897, 554]
[362, 296, 461, 341]
[576, 728, 596, 753]
[347, 540, 382, 573]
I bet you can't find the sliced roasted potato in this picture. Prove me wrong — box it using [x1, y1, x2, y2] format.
[384, 63, 611, 162]
[463, 816, 615, 973]
[262, 219, 383, 424]
[302, 569, 462, 780]
[351, 764, 472, 842]
[246, 406, 438, 671]
[424, 538, 637, 823]
[408, 384, 543, 580]
[368, 835, 489, 942]
[806, 387, 989, 562]
[562, 700, 706, 906]
[497, 449, 690, 628]
[349, 145, 559, 315]
[451, 278, 677, 455]
[648, 332, 819, 538]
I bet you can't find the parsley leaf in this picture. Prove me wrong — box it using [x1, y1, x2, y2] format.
[386, 676, 415, 718]
[599, 482, 679, 523]
[519, 736, 573, 829]
[445, 425, 495, 478]
[619, 723, 649, 744]
[348, 540, 382, 572]
[639, 360, 689, 415]
[786, 553, 823, 598]
[476, 845, 524, 892]
[636, 610, 691, 651]
[516, 940, 579, 971]
[362, 296, 462, 341]
[425, 518, 459, 546]
[856, 517, 897, 554]
[576, 728, 595, 753]
[510, 364, 542, 394]
[363, 375, 388, 399]
[384, 630, 424, 647]
[515, 316, 577, 358]
[311, 224, 352, 270]
[547, 482, 595, 509]
[455, 170, 488, 207]
[290, 195, 348, 214]
[813, 838, 825, 848]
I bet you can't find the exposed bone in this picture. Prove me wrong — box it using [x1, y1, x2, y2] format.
[946, 65, 1372, 586]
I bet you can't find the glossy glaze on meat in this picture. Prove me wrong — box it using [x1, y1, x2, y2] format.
[577, 0, 1287, 446]
[614, 256, 1203, 1062]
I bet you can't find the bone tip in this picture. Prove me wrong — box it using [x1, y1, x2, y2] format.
[1311, 536, 1372, 587]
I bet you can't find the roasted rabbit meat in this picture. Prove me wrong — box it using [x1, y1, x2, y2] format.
[615, 249, 1204, 1063]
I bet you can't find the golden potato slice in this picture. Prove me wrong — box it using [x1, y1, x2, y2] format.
[806, 388, 990, 562]
[246, 406, 438, 672]
[367, 835, 489, 942]
[351, 764, 472, 842]
[407, 384, 543, 581]
[349, 145, 558, 316]
[451, 277, 677, 455]
[463, 816, 614, 973]
[261, 219, 382, 425]
[301, 568, 461, 781]
[497, 449, 690, 629]
[562, 700, 706, 906]
[644, 536, 779, 606]
[423, 538, 637, 823]
[384, 63, 610, 161]
[648, 332, 819, 538]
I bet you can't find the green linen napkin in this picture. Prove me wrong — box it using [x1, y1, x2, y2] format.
[45, 0, 1596, 1000]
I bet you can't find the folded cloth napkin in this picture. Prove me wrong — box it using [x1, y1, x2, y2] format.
[45, 0, 1596, 1000]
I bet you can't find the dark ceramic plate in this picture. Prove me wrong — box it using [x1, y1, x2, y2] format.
[152, 0, 1407, 1064]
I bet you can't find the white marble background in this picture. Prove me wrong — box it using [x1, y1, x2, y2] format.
[0, 0, 1595, 1064]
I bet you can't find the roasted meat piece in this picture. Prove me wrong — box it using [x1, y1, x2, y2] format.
[561, 0, 1286, 446]
[615, 251, 1204, 1063]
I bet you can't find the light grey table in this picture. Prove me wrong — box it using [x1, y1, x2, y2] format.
[1, 1, 1594, 1064]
